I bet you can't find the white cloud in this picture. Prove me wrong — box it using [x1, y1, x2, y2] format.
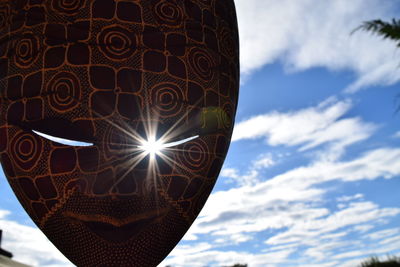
[353, 224, 375, 233]
[221, 167, 259, 186]
[337, 194, 364, 202]
[366, 228, 400, 241]
[379, 234, 400, 246]
[236, 0, 400, 91]
[262, 147, 400, 205]
[166, 198, 400, 266]
[253, 153, 275, 169]
[0, 211, 70, 267]
[221, 154, 275, 186]
[214, 233, 252, 245]
[331, 236, 400, 261]
[168, 242, 213, 258]
[187, 145, 400, 237]
[0, 210, 11, 219]
[266, 201, 400, 245]
[232, 98, 377, 159]
[220, 168, 240, 179]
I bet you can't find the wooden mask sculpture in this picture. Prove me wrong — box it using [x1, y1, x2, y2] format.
[0, 0, 239, 266]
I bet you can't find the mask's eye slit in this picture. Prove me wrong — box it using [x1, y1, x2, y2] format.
[32, 130, 94, 147]
[137, 135, 199, 158]
[163, 135, 199, 148]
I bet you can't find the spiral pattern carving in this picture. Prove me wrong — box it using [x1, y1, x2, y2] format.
[10, 131, 42, 171]
[188, 47, 215, 81]
[219, 27, 236, 58]
[98, 26, 137, 61]
[47, 72, 81, 112]
[154, 0, 183, 27]
[14, 33, 39, 68]
[179, 138, 210, 172]
[151, 82, 184, 117]
[51, 0, 84, 15]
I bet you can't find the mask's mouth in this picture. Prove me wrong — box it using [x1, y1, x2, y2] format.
[63, 208, 169, 242]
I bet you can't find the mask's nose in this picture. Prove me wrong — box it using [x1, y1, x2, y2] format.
[74, 125, 173, 197]
[92, 167, 144, 196]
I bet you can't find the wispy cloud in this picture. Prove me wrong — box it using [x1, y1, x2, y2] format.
[163, 144, 400, 266]
[337, 193, 364, 202]
[266, 201, 400, 245]
[236, 0, 400, 91]
[366, 228, 400, 240]
[190, 146, 400, 237]
[221, 153, 275, 186]
[232, 98, 377, 160]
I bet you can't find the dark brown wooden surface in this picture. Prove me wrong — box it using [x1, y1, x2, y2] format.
[0, 0, 239, 266]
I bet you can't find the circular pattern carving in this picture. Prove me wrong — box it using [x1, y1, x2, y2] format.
[154, 0, 183, 27]
[188, 48, 215, 81]
[150, 82, 184, 117]
[14, 33, 39, 68]
[219, 27, 236, 59]
[51, 0, 84, 15]
[10, 131, 42, 171]
[47, 72, 81, 112]
[179, 138, 209, 172]
[98, 26, 137, 61]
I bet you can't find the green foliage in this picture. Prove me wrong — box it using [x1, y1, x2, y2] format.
[353, 18, 400, 111]
[353, 19, 400, 46]
[359, 256, 400, 267]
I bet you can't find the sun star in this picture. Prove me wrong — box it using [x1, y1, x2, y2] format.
[138, 135, 199, 159]
[138, 137, 165, 159]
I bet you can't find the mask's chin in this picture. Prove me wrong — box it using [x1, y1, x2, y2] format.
[63, 207, 170, 242]
[58, 188, 171, 243]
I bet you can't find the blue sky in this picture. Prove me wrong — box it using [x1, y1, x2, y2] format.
[1, 0, 400, 266]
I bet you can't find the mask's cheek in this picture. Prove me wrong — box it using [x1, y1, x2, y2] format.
[8, 129, 43, 172]
[160, 134, 227, 222]
[0, 127, 81, 225]
[1, 127, 44, 181]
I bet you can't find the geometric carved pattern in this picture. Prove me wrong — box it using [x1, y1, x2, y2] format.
[0, 0, 239, 266]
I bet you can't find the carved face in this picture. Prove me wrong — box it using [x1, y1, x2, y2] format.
[0, 0, 239, 266]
